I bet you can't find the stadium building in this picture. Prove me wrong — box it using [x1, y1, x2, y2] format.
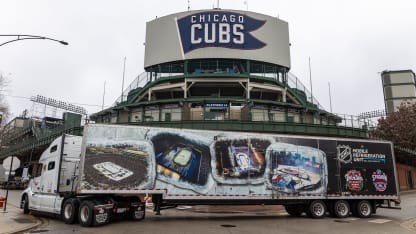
[1, 8, 378, 189]
[90, 9, 366, 138]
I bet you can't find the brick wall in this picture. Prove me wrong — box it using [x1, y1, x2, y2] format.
[396, 163, 416, 191]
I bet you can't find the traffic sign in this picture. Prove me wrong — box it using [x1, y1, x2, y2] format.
[2, 156, 20, 171]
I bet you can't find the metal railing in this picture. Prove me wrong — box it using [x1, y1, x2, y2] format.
[287, 73, 324, 110]
[113, 71, 325, 108]
[128, 109, 369, 129]
[336, 113, 376, 129]
[394, 145, 416, 156]
[113, 72, 148, 106]
[0, 119, 82, 158]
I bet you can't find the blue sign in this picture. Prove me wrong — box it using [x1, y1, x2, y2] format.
[177, 11, 266, 53]
[205, 103, 228, 108]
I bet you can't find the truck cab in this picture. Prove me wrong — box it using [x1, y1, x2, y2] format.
[21, 135, 83, 214]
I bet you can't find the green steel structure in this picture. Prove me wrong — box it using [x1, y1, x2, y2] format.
[0, 113, 83, 160]
[90, 59, 368, 138]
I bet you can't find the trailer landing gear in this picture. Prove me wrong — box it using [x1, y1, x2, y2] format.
[153, 194, 162, 215]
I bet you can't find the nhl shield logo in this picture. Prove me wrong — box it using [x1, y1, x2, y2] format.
[337, 145, 352, 164]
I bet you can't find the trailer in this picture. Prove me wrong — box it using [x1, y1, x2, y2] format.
[20, 124, 400, 226]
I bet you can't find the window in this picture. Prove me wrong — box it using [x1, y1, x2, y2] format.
[165, 113, 171, 122]
[48, 161, 55, 171]
[50, 145, 58, 153]
[33, 163, 42, 177]
[131, 110, 142, 122]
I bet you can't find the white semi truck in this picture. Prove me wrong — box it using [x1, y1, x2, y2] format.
[20, 124, 400, 226]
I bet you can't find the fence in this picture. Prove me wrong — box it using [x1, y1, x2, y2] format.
[112, 70, 324, 109]
[128, 109, 370, 129]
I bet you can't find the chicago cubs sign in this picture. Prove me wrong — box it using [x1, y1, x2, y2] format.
[144, 10, 290, 69]
[177, 11, 266, 53]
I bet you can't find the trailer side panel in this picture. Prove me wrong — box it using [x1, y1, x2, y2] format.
[78, 124, 399, 202]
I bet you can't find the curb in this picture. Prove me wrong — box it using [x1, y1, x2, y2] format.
[399, 189, 416, 195]
[1, 205, 43, 234]
[11, 217, 42, 234]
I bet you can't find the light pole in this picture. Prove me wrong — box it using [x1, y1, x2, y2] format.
[0, 34, 68, 47]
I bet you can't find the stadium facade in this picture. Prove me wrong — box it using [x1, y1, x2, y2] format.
[90, 9, 367, 138]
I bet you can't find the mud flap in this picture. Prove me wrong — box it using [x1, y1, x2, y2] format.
[130, 202, 146, 221]
[93, 206, 111, 226]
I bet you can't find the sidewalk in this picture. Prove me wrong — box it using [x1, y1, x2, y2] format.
[400, 189, 416, 195]
[0, 205, 41, 234]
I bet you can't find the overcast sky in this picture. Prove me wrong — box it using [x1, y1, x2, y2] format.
[1, 0, 415, 120]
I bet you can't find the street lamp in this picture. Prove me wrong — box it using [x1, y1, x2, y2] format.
[0, 34, 68, 47]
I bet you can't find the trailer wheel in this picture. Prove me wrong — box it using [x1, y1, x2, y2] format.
[21, 195, 29, 214]
[78, 200, 94, 227]
[284, 205, 304, 217]
[332, 200, 350, 218]
[355, 200, 372, 218]
[306, 200, 327, 219]
[62, 198, 79, 224]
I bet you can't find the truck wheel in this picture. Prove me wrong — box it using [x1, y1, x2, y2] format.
[62, 199, 79, 224]
[78, 200, 94, 227]
[306, 200, 327, 219]
[284, 205, 304, 217]
[356, 200, 372, 218]
[21, 195, 29, 214]
[332, 200, 350, 218]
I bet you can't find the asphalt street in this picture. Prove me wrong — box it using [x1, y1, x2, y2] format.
[1, 189, 415, 234]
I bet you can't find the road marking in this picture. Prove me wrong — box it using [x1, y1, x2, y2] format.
[368, 219, 392, 224]
[176, 205, 192, 210]
[400, 218, 416, 231]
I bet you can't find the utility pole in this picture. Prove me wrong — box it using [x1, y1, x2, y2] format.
[309, 57, 313, 104]
[121, 57, 126, 102]
[328, 82, 333, 112]
[102, 81, 106, 111]
[3, 156, 14, 212]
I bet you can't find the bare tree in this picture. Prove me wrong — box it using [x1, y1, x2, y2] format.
[0, 72, 9, 125]
[371, 102, 416, 149]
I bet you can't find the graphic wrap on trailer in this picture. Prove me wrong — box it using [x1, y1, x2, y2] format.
[336, 141, 396, 195]
[79, 125, 398, 199]
[211, 136, 271, 185]
[265, 143, 327, 194]
[80, 126, 156, 190]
